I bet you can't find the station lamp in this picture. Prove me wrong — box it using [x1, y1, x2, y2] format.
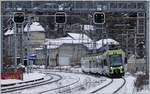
[93, 12, 105, 24]
[55, 12, 66, 24]
[13, 12, 25, 24]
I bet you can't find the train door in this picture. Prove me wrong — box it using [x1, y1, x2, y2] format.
[91, 57, 97, 73]
[102, 56, 109, 75]
[89, 58, 92, 73]
[81, 57, 89, 72]
[97, 56, 103, 74]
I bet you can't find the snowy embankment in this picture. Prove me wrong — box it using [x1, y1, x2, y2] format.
[118, 72, 150, 94]
[1, 72, 45, 85]
[116, 72, 136, 94]
[82, 78, 112, 93]
[40, 71, 107, 94]
[14, 71, 107, 94]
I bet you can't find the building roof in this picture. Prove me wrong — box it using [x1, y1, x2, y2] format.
[24, 22, 45, 32]
[96, 38, 119, 49]
[4, 22, 45, 36]
[43, 33, 119, 50]
[68, 33, 92, 41]
[4, 29, 14, 36]
[83, 25, 94, 31]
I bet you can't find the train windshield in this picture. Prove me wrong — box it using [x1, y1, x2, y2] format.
[109, 55, 122, 66]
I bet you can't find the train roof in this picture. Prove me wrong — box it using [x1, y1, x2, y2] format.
[82, 48, 124, 59]
[104, 49, 124, 56]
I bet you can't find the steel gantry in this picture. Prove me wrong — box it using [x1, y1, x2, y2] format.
[1, 1, 148, 74]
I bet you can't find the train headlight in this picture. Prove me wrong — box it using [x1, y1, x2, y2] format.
[120, 66, 124, 72]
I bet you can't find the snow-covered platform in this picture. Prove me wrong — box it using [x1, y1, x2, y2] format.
[1, 72, 46, 86]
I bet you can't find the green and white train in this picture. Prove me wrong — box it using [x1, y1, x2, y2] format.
[81, 45, 125, 77]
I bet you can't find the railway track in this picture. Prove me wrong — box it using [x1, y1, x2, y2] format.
[113, 78, 126, 93]
[39, 73, 80, 94]
[91, 78, 126, 94]
[1, 73, 62, 93]
[35, 69, 126, 94]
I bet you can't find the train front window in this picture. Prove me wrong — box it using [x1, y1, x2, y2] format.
[109, 55, 122, 66]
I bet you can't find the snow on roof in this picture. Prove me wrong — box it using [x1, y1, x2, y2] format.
[35, 47, 43, 50]
[4, 29, 14, 36]
[68, 33, 92, 41]
[83, 25, 94, 31]
[47, 44, 60, 49]
[44, 33, 92, 49]
[24, 22, 45, 32]
[43, 33, 119, 50]
[96, 38, 119, 49]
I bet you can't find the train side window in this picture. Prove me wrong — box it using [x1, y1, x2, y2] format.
[96, 61, 99, 67]
[125, 57, 127, 64]
[93, 60, 96, 67]
[101, 62, 104, 68]
[104, 59, 107, 66]
[89, 60, 92, 68]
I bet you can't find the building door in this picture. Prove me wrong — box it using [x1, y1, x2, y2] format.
[59, 57, 70, 66]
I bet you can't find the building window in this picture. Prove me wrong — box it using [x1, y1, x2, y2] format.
[128, 3, 136, 9]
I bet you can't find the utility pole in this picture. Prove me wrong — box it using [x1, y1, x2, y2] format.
[13, 23, 17, 67]
[19, 25, 24, 66]
[146, 1, 149, 86]
[1, 12, 3, 72]
[44, 44, 48, 69]
[93, 11, 105, 53]
[26, 16, 31, 73]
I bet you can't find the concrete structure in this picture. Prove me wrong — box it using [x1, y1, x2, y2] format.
[58, 44, 87, 66]
[35, 33, 119, 66]
[3, 22, 45, 65]
[24, 22, 45, 51]
[127, 55, 146, 74]
[4, 29, 14, 57]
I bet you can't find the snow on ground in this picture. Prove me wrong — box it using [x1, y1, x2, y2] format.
[8, 70, 107, 94]
[46, 67, 146, 94]
[42, 71, 107, 94]
[1, 79, 22, 85]
[81, 78, 112, 94]
[19, 73, 77, 94]
[1, 72, 45, 85]
[117, 72, 136, 94]
[32, 65, 45, 69]
[22, 72, 45, 81]
[2, 66, 149, 94]
[120, 72, 149, 94]
[97, 79, 124, 93]
[137, 88, 150, 94]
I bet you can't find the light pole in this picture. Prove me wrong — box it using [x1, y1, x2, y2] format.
[13, 12, 25, 68]
[26, 16, 31, 73]
[43, 44, 48, 69]
[93, 12, 105, 53]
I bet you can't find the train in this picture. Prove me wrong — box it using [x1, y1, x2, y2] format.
[81, 44, 126, 77]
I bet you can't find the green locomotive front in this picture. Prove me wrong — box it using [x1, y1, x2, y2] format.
[105, 49, 125, 76]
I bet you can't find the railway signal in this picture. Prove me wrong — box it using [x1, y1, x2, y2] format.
[13, 12, 25, 24]
[55, 12, 66, 24]
[13, 12, 25, 70]
[93, 12, 105, 24]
